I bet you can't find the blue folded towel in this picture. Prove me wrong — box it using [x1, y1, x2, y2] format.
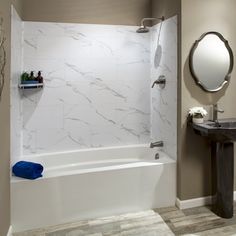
[12, 161, 44, 180]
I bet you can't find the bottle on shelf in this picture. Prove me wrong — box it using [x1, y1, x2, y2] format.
[21, 72, 29, 83]
[36, 71, 44, 87]
[29, 71, 35, 81]
[36, 71, 43, 83]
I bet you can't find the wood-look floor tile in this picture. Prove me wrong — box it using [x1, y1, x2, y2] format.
[14, 203, 236, 236]
[173, 219, 226, 235]
[158, 202, 236, 236]
[159, 210, 185, 221]
[15, 210, 173, 236]
[195, 224, 236, 235]
[155, 206, 179, 214]
[183, 206, 212, 216]
[170, 213, 219, 227]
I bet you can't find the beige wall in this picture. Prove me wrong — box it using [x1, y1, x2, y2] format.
[21, 0, 151, 25]
[179, 0, 236, 200]
[152, 0, 181, 22]
[12, 0, 23, 18]
[0, 0, 11, 235]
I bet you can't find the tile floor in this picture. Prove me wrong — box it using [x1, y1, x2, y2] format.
[156, 203, 236, 235]
[13, 203, 236, 236]
[13, 210, 173, 236]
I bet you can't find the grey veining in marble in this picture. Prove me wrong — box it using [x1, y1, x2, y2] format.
[11, 15, 178, 158]
[22, 21, 151, 155]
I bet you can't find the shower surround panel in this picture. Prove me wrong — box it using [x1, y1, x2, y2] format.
[150, 16, 177, 159]
[11, 7, 23, 163]
[16, 16, 177, 158]
[22, 23, 151, 155]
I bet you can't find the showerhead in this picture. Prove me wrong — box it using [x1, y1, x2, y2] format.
[136, 16, 164, 33]
[136, 25, 149, 33]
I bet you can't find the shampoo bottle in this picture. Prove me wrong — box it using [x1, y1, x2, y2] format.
[36, 71, 44, 87]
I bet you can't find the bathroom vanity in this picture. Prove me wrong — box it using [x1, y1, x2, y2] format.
[192, 119, 236, 218]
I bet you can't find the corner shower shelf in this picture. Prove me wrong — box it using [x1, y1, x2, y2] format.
[19, 83, 44, 89]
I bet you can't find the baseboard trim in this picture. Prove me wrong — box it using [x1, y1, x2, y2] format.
[176, 191, 236, 210]
[6, 226, 12, 236]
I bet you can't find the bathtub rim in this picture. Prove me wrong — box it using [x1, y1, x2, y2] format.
[11, 144, 176, 183]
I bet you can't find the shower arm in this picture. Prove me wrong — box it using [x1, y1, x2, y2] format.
[141, 17, 164, 26]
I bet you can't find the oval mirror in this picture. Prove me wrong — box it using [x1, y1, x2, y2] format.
[189, 32, 234, 92]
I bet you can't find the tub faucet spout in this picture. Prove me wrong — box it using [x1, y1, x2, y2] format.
[150, 141, 164, 148]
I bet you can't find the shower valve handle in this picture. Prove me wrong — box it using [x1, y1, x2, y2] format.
[151, 75, 166, 88]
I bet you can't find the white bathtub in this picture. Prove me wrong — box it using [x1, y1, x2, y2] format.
[11, 144, 176, 232]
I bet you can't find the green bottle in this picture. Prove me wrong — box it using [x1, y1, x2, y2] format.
[29, 71, 35, 81]
[21, 72, 29, 83]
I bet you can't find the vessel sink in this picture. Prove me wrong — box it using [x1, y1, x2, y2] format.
[207, 121, 236, 128]
[192, 118, 236, 141]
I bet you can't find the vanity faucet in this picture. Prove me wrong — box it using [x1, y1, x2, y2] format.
[150, 141, 164, 148]
[213, 104, 224, 122]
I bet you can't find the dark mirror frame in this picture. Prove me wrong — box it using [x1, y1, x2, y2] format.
[189, 31, 234, 93]
[0, 17, 6, 99]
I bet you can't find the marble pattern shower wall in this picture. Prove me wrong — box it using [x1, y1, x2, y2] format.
[22, 23, 150, 155]
[150, 16, 177, 159]
[11, 7, 23, 164]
